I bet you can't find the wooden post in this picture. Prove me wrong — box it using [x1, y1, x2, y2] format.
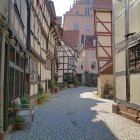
[0, 29, 6, 140]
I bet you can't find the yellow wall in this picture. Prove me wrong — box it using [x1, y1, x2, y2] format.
[98, 74, 114, 97]
[115, 76, 126, 100]
[130, 74, 140, 105]
[129, 1, 140, 33]
[114, 0, 125, 44]
[115, 51, 126, 72]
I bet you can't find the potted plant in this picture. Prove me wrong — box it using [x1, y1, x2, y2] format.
[38, 83, 44, 95]
[15, 117, 25, 130]
[68, 80, 74, 88]
[37, 83, 45, 104]
[37, 94, 44, 104]
[8, 102, 19, 117]
[20, 95, 30, 108]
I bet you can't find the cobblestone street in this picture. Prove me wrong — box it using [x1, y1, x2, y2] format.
[7, 87, 140, 140]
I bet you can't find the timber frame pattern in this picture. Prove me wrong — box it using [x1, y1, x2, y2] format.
[94, 10, 113, 72]
[57, 42, 77, 83]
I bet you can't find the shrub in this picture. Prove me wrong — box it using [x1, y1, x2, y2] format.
[21, 95, 29, 104]
[103, 82, 113, 96]
[8, 102, 19, 112]
[38, 83, 44, 95]
[67, 79, 73, 84]
[50, 80, 56, 90]
[15, 117, 25, 122]
[38, 92, 48, 102]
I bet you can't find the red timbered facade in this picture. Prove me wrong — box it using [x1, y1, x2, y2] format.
[93, 0, 113, 73]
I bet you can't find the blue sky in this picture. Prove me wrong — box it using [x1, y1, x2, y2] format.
[52, 0, 74, 17]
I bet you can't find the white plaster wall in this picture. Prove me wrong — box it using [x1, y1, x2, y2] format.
[58, 70, 63, 76]
[30, 83, 38, 96]
[58, 77, 63, 83]
[98, 75, 114, 97]
[98, 36, 111, 46]
[46, 70, 51, 80]
[130, 74, 140, 105]
[115, 51, 126, 72]
[129, 1, 140, 33]
[96, 12, 111, 22]
[115, 76, 126, 100]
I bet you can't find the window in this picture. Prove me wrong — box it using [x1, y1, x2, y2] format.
[91, 52, 95, 58]
[76, 11, 79, 15]
[16, 52, 20, 66]
[81, 62, 84, 69]
[9, 67, 14, 100]
[85, 7, 90, 16]
[129, 45, 140, 72]
[85, 23, 90, 32]
[69, 57, 74, 66]
[81, 65, 83, 69]
[91, 61, 96, 70]
[82, 0, 85, 4]
[85, 0, 90, 5]
[8, 45, 24, 102]
[10, 46, 15, 62]
[63, 73, 72, 82]
[93, 39, 96, 47]
[73, 23, 79, 30]
[15, 70, 20, 97]
[82, 51, 85, 57]
[20, 72, 24, 96]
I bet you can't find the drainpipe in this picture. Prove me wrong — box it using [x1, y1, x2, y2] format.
[125, 0, 130, 102]
[112, 0, 116, 101]
[0, 29, 6, 136]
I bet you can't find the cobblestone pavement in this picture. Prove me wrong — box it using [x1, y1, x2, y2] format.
[7, 87, 140, 140]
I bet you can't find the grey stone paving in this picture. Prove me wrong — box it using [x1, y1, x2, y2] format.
[7, 87, 140, 140]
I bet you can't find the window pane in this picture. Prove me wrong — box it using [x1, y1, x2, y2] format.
[15, 70, 20, 97]
[9, 67, 14, 100]
[73, 23, 79, 30]
[10, 46, 15, 63]
[20, 72, 24, 96]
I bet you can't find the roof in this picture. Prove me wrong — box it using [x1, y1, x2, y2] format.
[93, 0, 112, 11]
[62, 30, 79, 48]
[56, 16, 62, 26]
[100, 62, 113, 74]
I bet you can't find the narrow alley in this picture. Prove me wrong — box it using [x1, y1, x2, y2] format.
[7, 87, 140, 140]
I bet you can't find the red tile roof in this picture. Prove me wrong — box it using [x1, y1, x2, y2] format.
[93, 0, 112, 11]
[55, 16, 62, 26]
[62, 30, 79, 48]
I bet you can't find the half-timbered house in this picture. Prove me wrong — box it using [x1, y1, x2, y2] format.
[114, 0, 140, 122]
[46, 1, 60, 87]
[93, 0, 113, 97]
[57, 30, 79, 84]
[0, 0, 9, 138]
[77, 35, 97, 85]
[29, 0, 51, 97]
[0, 0, 30, 135]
